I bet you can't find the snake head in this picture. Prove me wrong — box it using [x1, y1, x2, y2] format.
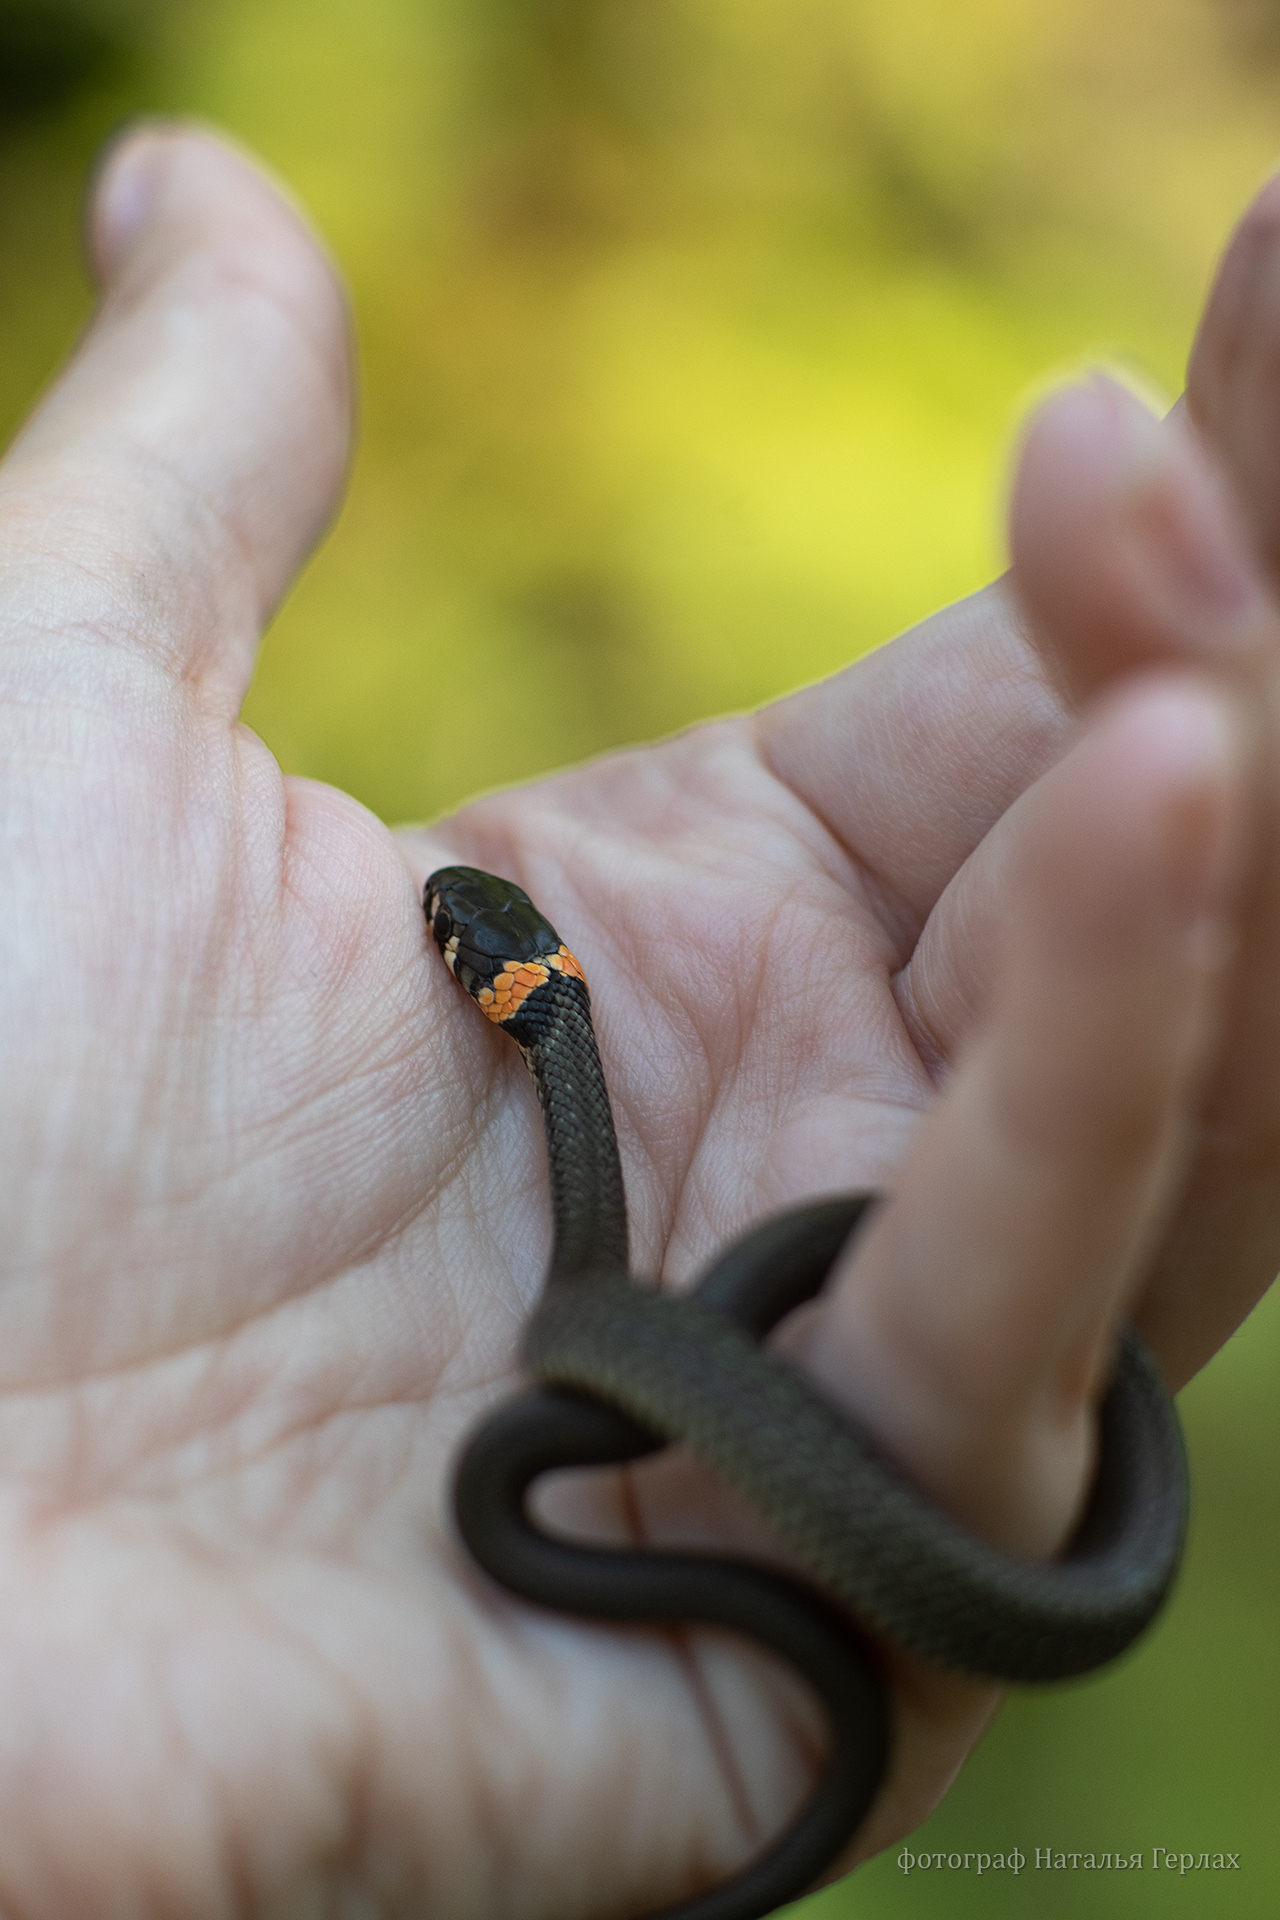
[424, 865, 588, 1023]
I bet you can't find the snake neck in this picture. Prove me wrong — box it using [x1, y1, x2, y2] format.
[516, 973, 629, 1285]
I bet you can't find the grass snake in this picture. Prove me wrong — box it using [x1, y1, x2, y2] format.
[424, 865, 1188, 1920]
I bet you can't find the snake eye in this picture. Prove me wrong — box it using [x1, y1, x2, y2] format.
[433, 908, 453, 945]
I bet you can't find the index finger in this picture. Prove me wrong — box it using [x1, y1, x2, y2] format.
[758, 170, 1280, 948]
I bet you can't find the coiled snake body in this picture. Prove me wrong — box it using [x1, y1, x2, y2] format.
[425, 865, 1188, 1920]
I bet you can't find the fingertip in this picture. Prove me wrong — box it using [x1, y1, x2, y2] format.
[1011, 372, 1270, 695]
[7, 122, 355, 703]
[1013, 372, 1159, 507]
[1009, 375, 1154, 607]
[86, 122, 348, 349]
[1188, 161, 1280, 408]
[1187, 163, 1280, 578]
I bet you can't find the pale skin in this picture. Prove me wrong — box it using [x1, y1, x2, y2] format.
[1, 121, 1279, 1916]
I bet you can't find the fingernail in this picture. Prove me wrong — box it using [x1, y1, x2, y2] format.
[1093, 375, 1266, 626]
[1041, 375, 1266, 632]
[88, 121, 178, 280]
[1029, 371, 1165, 486]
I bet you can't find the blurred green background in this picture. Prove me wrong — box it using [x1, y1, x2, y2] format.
[1, 1, 1277, 1914]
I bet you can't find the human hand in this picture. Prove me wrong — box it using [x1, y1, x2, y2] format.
[1, 122, 1277, 1917]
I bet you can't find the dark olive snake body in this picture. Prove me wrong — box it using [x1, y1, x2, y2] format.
[425, 866, 1188, 1920]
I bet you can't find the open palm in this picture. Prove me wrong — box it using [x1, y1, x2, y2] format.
[3, 128, 1279, 1918]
